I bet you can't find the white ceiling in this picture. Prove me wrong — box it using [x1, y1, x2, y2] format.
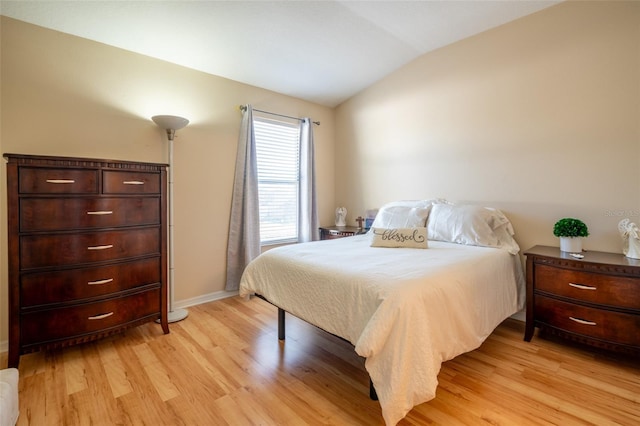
[1, 0, 560, 107]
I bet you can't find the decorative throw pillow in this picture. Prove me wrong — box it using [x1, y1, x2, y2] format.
[370, 227, 428, 249]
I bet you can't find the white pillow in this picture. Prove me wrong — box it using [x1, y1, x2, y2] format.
[368, 200, 434, 230]
[427, 203, 520, 254]
[370, 227, 428, 249]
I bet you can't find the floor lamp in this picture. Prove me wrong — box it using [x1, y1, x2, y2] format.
[152, 115, 189, 323]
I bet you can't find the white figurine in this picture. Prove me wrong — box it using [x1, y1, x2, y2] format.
[335, 207, 347, 227]
[618, 218, 640, 259]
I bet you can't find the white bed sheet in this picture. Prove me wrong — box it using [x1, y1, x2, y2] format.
[239, 236, 525, 425]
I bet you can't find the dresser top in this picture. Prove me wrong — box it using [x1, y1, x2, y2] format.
[3, 153, 168, 169]
[525, 245, 640, 269]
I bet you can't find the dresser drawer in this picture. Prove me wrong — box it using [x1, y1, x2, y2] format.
[534, 264, 640, 310]
[20, 257, 161, 307]
[21, 228, 160, 269]
[19, 168, 98, 194]
[20, 288, 161, 346]
[103, 171, 160, 194]
[535, 295, 640, 347]
[20, 197, 160, 231]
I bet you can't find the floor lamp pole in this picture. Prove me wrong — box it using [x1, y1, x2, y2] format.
[167, 135, 189, 322]
[152, 115, 189, 323]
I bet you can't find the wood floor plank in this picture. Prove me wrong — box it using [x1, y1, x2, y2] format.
[97, 339, 134, 398]
[210, 393, 255, 425]
[5, 296, 639, 425]
[133, 342, 181, 402]
[17, 372, 47, 426]
[62, 349, 88, 396]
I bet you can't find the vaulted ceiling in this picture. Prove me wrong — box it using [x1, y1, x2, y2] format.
[1, 1, 560, 107]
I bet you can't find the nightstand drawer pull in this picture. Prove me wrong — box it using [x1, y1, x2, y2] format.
[569, 316, 597, 326]
[46, 179, 75, 184]
[123, 180, 144, 185]
[568, 282, 597, 291]
[87, 210, 113, 215]
[87, 244, 113, 250]
[88, 312, 114, 320]
[87, 278, 113, 286]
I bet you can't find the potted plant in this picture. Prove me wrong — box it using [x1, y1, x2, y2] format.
[553, 218, 589, 252]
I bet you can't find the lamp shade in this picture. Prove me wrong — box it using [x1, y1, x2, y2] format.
[152, 115, 189, 131]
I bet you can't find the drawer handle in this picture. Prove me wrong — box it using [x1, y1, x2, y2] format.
[569, 316, 597, 326]
[46, 179, 75, 184]
[87, 211, 113, 215]
[88, 312, 114, 320]
[87, 244, 113, 250]
[568, 282, 597, 291]
[123, 180, 144, 185]
[88, 278, 113, 285]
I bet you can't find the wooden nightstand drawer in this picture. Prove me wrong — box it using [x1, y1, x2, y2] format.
[319, 226, 364, 240]
[20, 197, 160, 231]
[324, 230, 353, 239]
[536, 295, 640, 347]
[534, 264, 640, 310]
[103, 171, 160, 194]
[19, 167, 98, 194]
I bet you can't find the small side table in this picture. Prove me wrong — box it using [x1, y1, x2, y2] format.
[319, 226, 365, 240]
[524, 245, 640, 355]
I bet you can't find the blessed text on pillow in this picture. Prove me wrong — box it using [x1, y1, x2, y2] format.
[371, 227, 428, 249]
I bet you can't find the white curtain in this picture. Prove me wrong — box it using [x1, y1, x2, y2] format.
[225, 108, 319, 290]
[225, 105, 261, 291]
[299, 118, 319, 242]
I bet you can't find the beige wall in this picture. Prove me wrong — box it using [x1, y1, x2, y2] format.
[0, 17, 335, 345]
[335, 1, 640, 257]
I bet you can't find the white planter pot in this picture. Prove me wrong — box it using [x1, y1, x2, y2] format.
[560, 237, 583, 253]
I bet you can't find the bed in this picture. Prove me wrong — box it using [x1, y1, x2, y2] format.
[239, 200, 525, 425]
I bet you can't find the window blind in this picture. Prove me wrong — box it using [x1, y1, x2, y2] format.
[254, 117, 300, 244]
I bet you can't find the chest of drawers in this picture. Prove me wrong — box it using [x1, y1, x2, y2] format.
[5, 154, 169, 367]
[524, 245, 640, 355]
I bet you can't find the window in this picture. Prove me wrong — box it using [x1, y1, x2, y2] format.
[254, 117, 300, 245]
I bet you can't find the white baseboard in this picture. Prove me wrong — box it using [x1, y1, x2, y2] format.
[173, 289, 239, 309]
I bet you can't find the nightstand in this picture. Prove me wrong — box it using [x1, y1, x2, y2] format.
[319, 226, 365, 240]
[524, 245, 640, 355]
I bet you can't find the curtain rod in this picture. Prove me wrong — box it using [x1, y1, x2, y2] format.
[239, 105, 320, 125]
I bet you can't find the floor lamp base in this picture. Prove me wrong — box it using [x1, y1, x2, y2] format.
[168, 308, 189, 323]
[157, 308, 189, 324]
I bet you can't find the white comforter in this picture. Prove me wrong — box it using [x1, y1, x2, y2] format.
[239, 236, 525, 425]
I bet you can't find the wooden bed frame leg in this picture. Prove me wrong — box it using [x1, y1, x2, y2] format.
[278, 308, 285, 340]
[369, 378, 378, 400]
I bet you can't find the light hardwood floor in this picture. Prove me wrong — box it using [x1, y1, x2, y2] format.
[2, 296, 638, 425]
